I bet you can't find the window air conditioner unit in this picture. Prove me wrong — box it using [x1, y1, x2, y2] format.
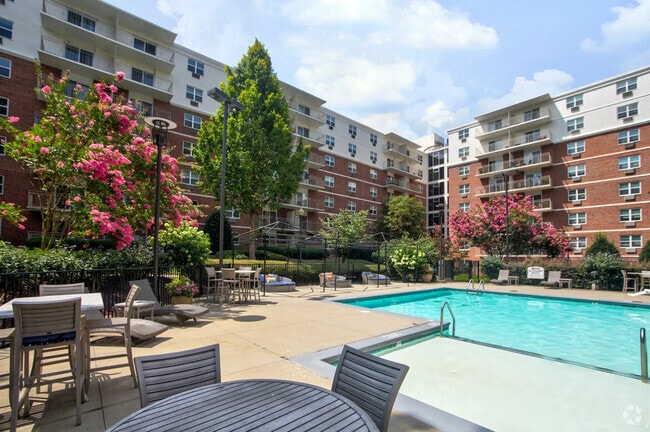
[461, 138, 467, 143]
[623, 168, 636, 175]
[460, 175, 467, 180]
[351, 134, 356, 138]
[573, 248, 582, 254]
[624, 142, 635, 149]
[190, 101, 199, 107]
[191, 73, 201, 79]
[460, 193, 468, 198]
[625, 221, 637, 228]
[571, 176, 582, 182]
[350, 153, 355, 158]
[622, 91, 633, 98]
[625, 248, 637, 253]
[572, 224, 582, 230]
[571, 106, 580, 113]
[572, 200, 582, 205]
[571, 152, 581, 158]
[329, 125, 334, 130]
[624, 194, 636, 201]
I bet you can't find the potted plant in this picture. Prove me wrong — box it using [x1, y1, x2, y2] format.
[166, 275, 199, 304]
[421, 266, 435, 283]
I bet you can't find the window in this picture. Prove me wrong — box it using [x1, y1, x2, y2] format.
[370, 134, 377, 146]
[298, 104, 310, 116]
[459, 165, 470, 177]
[347, 181, 356, 193]
[134, 37, 157, 56]
[186, 86, 203, 103]
[616, 77, 637, 94]
[618, 155, 640, 170]
[225, 209, 240, 219]
[568, 188, 586, 202]
[325, 135, 335, 147]
[525, 129, 541, 143]
[131, 68, 154, 86]
[621, 235, 642, 248]
[617, 103, 638, 120]
[620, 208, 642, 222]
[181, 170, 199, 186]
[67, 10, 95, 31]
[65, 44, 93, 66]
[183, 113, 202, 130]
[324, 175, 334, 188]
[567, 140, 585, 155]
[296, 126, 310, 138]
[369, 205, 377, 216]
[348, 143, 357, 155]
[459, 184, 470, 195]
[458, 128, 470, 139]
[347, 201, 356, 212]
[618, 129, 639, 145]
[0, 175, 3, 194]
[187, 58, 204, 76]
[458, 147, 469, 158]
[348, 124, 357, 136]
[0, 136, 6, 155]
[566, 94, 583, 109]
[326, 115, 336, 129]
[369, 151, 377, 164]
[0, 97, 7, 117]
[128, 98, 151, 115]
[0, 57, 10, 78]
[488, 140, 503, 152]
[619, 181, 641, 196]
[570, 237, 587, 249]
[369, 169, 377, 180]
[567, 164, 586, 178]
[182, 141, 194, 158]
[369, 187, 377, 198]
[460, 203, 470, 212]
[568, 213, 586, 226]
[324, 196, 334, 208]
[487, 120, 502, 132]
[0, 17, 12, 39]
[348, 162, 357, 174]
[524, 108, 540, 121]
[567, 117, 584, 132]
[325, 155, 335, 167]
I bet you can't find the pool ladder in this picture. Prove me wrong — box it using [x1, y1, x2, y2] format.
[466, 279, 485, 293]
[642, 327, 648, 383]
[439, 302, 456, 337]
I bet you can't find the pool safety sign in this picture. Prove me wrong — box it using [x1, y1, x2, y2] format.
[527, 266, 545, 280]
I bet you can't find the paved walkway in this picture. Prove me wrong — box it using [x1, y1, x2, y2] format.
[0, 281, 647, 431]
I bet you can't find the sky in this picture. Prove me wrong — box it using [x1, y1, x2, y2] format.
[107, 0, 650, 140]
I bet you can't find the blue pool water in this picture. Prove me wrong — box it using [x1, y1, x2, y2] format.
[339, 289, 650, 377]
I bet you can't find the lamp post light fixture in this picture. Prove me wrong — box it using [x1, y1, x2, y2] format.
[502, 169, 519, 264]
[144, 116, 177, 294]
[207, 87, 243, 270]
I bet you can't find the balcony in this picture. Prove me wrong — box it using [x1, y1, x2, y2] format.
[279, 198, 323, 212]
[477, 152, 552, 177]
[532, 198, 553, 212]
[298, 176, 324, 190]
[476, 130, 552, 160]
[476, 108, 551, 140]
[304, 154, 325, 169]
[384, 178, 423, 195]
[476, 175, 552, 197]
[293, 131, 324, 148]
[382, 143, 420, 163]
[288, 103, 325, 129]
[27, 190, 70, 212]
[382, 162, 421, 180]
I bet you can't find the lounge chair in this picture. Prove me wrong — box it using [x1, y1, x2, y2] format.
[129, 279, 209, 325]
[332, 345, 409, 432]
[361, 271, 391, 285]
[541, 271, 562, 288]
[319, 272, 352, 288]
[490, 269, 509, 285]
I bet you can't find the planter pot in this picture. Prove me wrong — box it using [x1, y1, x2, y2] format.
[171, 296, 193, 305]
[421, 273, 434, 283]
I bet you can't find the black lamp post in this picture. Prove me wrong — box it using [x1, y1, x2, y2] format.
[144, 117, 177, 295]
[207, 87, 243, 270]
[502, 169, 518, 263]
[298, 207, 305, 264]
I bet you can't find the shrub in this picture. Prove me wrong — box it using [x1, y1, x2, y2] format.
[640, 241, 650, 263]
[481, 255, 504, 279]
[157, 221, 211, 267]
[585, 232, 619, 257]
[580, 252, 623, 290]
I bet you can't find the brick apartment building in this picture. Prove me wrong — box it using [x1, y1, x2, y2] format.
[0, 0, 425, 247]
[444, 66, 650, 261]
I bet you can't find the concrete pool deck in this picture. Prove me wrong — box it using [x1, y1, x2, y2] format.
[0, 281, 648, 431]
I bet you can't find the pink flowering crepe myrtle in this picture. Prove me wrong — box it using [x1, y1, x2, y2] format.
[0, 66, 201, 249]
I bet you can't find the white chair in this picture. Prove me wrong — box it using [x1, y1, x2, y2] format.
[204, 266, 221, 302]
[489, 269, 509, 284]
[39, 282, 104, 319]
[220, 268, 239, 303]
[10, 298, 85, 430]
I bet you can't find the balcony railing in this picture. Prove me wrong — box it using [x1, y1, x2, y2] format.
[477, 175, 552, 196]
[477, 152, 552, 176]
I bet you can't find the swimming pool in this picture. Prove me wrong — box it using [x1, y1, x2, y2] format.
[338, 288, 650, 377]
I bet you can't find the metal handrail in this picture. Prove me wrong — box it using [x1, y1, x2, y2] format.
[641, 327, 647, 383]
[439, 301, 456, 337]
[466, 280, 474, 292]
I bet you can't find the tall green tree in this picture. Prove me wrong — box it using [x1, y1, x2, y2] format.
[320, 210, 370, 261]
[379, 196, 426, 239]
[196, 40, 309, 258]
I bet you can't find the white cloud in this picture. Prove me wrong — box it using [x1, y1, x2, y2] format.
[581, 0, 650, 52]
[420, 101, 471, 134]
[476, 70, 575, 114]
